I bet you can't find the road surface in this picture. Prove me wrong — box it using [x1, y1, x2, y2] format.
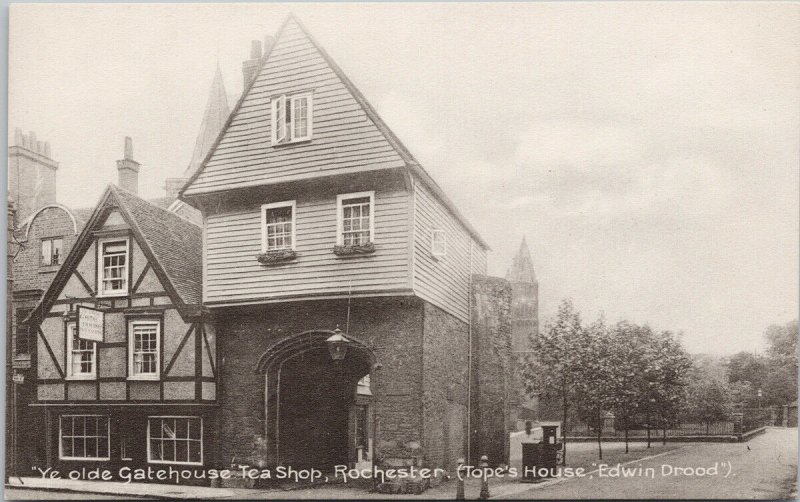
[505, 427, 797, 499]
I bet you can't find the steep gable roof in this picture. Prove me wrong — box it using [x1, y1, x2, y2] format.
[29, 185, 203, 325]
[181, 14, 488, 249]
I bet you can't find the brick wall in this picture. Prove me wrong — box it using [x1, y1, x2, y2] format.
[11, 206, 79, 357]
[421, 301, 469, 470]
[470, 274, 513, 466]
[214, 296, 425, 468]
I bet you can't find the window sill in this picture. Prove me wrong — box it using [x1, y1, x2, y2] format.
[333, 243, 376, 257]
[97, 291, 128, 298]
[271, 138, 312, 148]
[39, 265, 61, 274]
[128, 375, 160, 382]
[66, 375, 96, 381]
[256, 249, 298, 265]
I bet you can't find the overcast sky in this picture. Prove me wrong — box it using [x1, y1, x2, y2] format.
[9, 3, 799, 355]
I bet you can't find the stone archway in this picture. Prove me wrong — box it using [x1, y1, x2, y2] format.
[255, 331, 376, 470]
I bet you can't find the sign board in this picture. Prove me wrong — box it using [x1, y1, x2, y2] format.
[76, 305, 105, 342]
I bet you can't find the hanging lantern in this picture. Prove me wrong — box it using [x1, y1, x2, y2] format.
[326, 328, 350, 361]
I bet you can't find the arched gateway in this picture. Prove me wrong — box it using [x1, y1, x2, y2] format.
[255, 330, 377, 471]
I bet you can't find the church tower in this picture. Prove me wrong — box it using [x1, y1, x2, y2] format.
[506, 236, 539, 353]
[164, 64, 231, 199]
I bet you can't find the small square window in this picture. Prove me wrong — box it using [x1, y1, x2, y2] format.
[431, 229, 447, 257]
[59, 415, 110, 461]
[271, 92, 313, 145]
[41, 237, 63, 266]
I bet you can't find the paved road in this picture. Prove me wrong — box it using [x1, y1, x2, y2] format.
[4, 487, 151, 500]
[505, 428, 797, 499]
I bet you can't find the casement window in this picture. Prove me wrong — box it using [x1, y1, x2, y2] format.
[337, 192, 375, 246]
[14, 307, 32, 356]
[261, 201, 296, 252]
[97, 238, 128, 296]
[66, 322, 96, 380]
[41, 237, 64, 266]
[128, 320, 160, 380]
[431, 229, 447, 258]
[59, 415, 110, 461]
[147, 417, 203, 465]
[271, 92, 313, 145]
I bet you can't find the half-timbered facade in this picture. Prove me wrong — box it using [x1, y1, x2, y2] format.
[181, 15, 500, 472]
[27, 184, 216, 475]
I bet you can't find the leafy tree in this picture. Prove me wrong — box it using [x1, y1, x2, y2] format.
[648, 330, 692, 445]
[605, 322, 650, 453]
[524, 299, 585, 465]
[573, 317, 616, 459]
[763, 320, 798, 406]
[685, 378, 731, 433]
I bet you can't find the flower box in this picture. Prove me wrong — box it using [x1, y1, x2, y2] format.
[333, 242, 375, 256]
[256, 249, 297, 265]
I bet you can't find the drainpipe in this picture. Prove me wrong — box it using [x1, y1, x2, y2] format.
[466, 240, 473, 464]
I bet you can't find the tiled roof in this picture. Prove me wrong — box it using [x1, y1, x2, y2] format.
[111, 186, 203, 306]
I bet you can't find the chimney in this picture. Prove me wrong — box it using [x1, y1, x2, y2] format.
[9, 128, 59, 222]
[164, 178, 187, 201]
[242, 40, 262, 88]
[116, 136, 140, 194]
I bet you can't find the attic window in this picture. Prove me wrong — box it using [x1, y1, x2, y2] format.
[97, 238, 128, 297]
[271, 92, 313, 145]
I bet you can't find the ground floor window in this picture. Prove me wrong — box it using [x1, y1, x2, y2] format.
[147, 416, 202, 465]
[59, 415, 110, 461]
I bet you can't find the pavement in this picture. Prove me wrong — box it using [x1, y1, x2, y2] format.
[4, 428, 796, 500]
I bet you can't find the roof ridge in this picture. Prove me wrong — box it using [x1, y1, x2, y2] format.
[113, 184, 201, 228]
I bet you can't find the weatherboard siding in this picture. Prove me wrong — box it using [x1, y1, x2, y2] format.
[204, 188, 411, 304]
[412, 179, 487, 323]
[184, 18, 405, 196]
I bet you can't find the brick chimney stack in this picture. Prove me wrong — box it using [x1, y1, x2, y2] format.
[8, 128, 59, 222]
[241, 36, 274, 90]
[164, 178, 186, 200]
[116, 136, 140, 194]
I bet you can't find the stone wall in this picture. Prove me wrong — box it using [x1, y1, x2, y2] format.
[421, 302, 469, 470]
[214, 296, 425, 468]
[470, 274, 513, 466]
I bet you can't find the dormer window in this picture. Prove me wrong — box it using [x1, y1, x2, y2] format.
[271, 92, 313, 145]
[97, 238, 128, 297]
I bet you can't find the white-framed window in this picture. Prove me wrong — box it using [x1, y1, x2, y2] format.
[147, 416, 203, 465]
[66, 322, 96, 380]
[59, 415, 110, 461]
[431, 229, 447, 258]
[97, 238, 128, 297]
[271, 92, 313, 145]
[337, 191, 375, 246]
[128, 320, 160, 380]
[41, 237, 64, 266]
[261, 201, 296, 252]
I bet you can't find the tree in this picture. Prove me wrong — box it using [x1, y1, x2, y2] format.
[763, 320, 798, 406]
[524, 299, 585, 465]
[573, 317, 616, 459]
[685, 378, 731, 433]
[726, 351, 767, 406]
[648, 330, 692, 445]
[605, 322, 650, 453]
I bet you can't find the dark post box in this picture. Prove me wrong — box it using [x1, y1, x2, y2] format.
[521, 424, 563, 483]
